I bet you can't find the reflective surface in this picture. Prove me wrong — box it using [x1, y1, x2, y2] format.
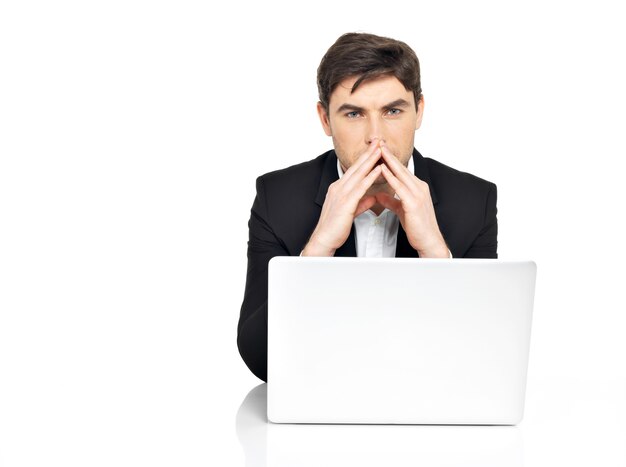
[235, 378, 626, 467]
[238, 384, 524, 467]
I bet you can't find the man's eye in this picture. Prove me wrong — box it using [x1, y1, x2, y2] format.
[346, 111, 361, 118]
[387, 108, 401, 116]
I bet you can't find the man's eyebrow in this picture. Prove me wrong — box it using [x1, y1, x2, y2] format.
[335, 103, 364, 114]
[383, 98, 411, 109]
[335, 99, 412, 114]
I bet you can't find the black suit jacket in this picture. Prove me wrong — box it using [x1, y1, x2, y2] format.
[237, 148, 497, 381]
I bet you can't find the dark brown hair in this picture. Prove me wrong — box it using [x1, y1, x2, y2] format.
[317, 32, 422, 113]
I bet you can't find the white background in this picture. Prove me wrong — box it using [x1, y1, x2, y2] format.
[1, 1, 624, 466]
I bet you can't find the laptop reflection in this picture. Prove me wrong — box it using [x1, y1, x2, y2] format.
[236, 383, 524, 467]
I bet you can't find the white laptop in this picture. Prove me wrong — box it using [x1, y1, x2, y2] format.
[267, 257, 536, 425]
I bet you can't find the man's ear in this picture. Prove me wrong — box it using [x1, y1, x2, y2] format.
[415, 95, 425, 130]
[317, 102, 333, 136]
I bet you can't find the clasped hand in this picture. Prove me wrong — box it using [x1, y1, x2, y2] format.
[303, 139, 448, 258]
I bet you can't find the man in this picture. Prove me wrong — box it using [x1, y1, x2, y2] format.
[238, 33, 498, 382]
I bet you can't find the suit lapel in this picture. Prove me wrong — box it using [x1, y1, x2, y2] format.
[395, 225, 418, 258]
[315, 150, 340, 207]
[335, 224, 357, 257]
[411, 148, 438, 206]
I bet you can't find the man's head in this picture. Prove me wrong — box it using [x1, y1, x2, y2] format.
[316, 33, 424, 176]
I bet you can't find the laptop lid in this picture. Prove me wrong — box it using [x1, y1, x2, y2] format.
[267, 257, 536, 425]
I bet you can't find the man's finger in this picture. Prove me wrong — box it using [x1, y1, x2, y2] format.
[358, 163, 383, 188]
[349, 163, 383, 204]
[375, 191, 402, 215]
[341, 139, 382, 183]
[380, 142, 419, 196]
[345, 147, 384, 190]
[355, 195, 377, 217]
[380, 163, 413, 206]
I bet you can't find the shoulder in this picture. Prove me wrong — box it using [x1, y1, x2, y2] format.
[250, 151, 332, 252]
[255, 150, 332, 198]
[425, 156, 496, 200]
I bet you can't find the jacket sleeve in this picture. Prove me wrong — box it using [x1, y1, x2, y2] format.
[464, 182, 498, 259]
[237, 176, 288, 382]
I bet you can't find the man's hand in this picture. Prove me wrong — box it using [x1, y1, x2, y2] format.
[302, 139, 384, 256]
[375, 141, 449, 258]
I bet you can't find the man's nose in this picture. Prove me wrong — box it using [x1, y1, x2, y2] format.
[365, 117, 385, 145]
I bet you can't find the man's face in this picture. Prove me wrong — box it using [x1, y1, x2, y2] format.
[317, 75, 424, 181]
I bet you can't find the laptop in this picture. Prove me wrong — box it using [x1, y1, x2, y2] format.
[267, 257, 536, 425]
